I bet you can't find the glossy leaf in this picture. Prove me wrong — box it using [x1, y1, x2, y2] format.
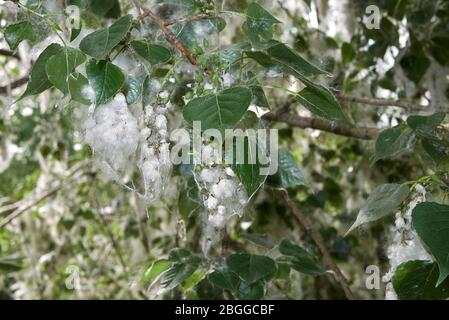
[268, 148, 307, 189]
[393, 260, 449, 299]
[208, 270, 241, 292]
[412, 202, 449, 285]
[242, 3, 280, 48]
[182, 86, 252, 134]
[140, 259, 170, 285]
[79, 15, 133, 60]
[85, 59, 125, 106]
[226, 253, 276, 284]
[4, 21, 36, 50]
[279, 239, 326, 276]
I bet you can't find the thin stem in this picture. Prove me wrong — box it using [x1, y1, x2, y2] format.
[280, 190, 355, 300]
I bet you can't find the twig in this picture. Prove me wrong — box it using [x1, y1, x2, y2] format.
[0, 49, 20, 60]
[280, 190, 355, 300]
[263, 112, 381, 140]
[0, 76, 29, 94]
[163, 13, 214, 27]
[133, 0, 198, 66]
[335, 93, 426, 111]
[0, 162, 89, 229]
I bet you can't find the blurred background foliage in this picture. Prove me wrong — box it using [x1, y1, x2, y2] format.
[0, 0, 448, 299]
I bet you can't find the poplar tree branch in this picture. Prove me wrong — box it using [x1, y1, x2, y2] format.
[280, 190, 355, 300]
[0, 49, 20, 60]
[263, 111, 381, 140]
[334, 93, 426, 111]
[132, 0, 198, 66]
[163, 13, 214, 27]
[0, 76, 29, 94]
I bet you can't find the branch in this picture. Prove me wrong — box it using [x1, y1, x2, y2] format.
[0, 49, 20, 60]
[280, 190, 355, 300]
[0, 76, 29, 94]
[263, 112, 381, 140]
[335, 93, 426, 111]
[163, 13, 214, 27]
[0, 162, 89, 229]
[133, 0, 198, 66]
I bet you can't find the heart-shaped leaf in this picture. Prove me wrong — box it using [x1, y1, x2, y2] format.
[46, 47, 86, 94]
[86, 59, 125, 106]
[79, 15, 133, 60]
[4, 21, 37, 50]
[242, 3, 280, 48]
[129, 40, 172, 64]
[208, 270, 241, 292]
[226, 253, 276, 284]
[20, 43, 63, 99]
[182, 86, 252, 134]
[279, 239, 326, 276]
[268, 148, 307, 189]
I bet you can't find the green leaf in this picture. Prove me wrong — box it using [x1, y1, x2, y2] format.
[68, 73, 92, 105]
[182, 269, 207, 291]
[160, 248, 201, 290]
[419, 138, 449, 168]
[124, 77, 142, 105]
[412, 202, 449, 285]
[208, 270, 241, 292]
[182, 86, 252, 134]
[297, 84, 348, 123]
[407, 112, 446, 138]
[393, 260, 449, 300]
[89, 0, 121, 18]
[140, 259, 170, 285]
[268, 149, 307, 189]
[172, 17, 226, 49]
[346, 183, 409, 235]
[46, 47, 86, 94]
[20, 44, 63, 99]
[79, 15, 133, 60]
[242, 3, 280, 48]
[129, 40, 172, 64]
[246, 42, 330, 80]
[229, 135, 268, 199]
[279, 239, 326, 276]
[226, 253, 276, 284]
[267, 42, 331, 78]
[86, 59, 125, 106]
[374, 125, 416, 162]
[4, 21, 37, 50]
[234, 280, 265, 300]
